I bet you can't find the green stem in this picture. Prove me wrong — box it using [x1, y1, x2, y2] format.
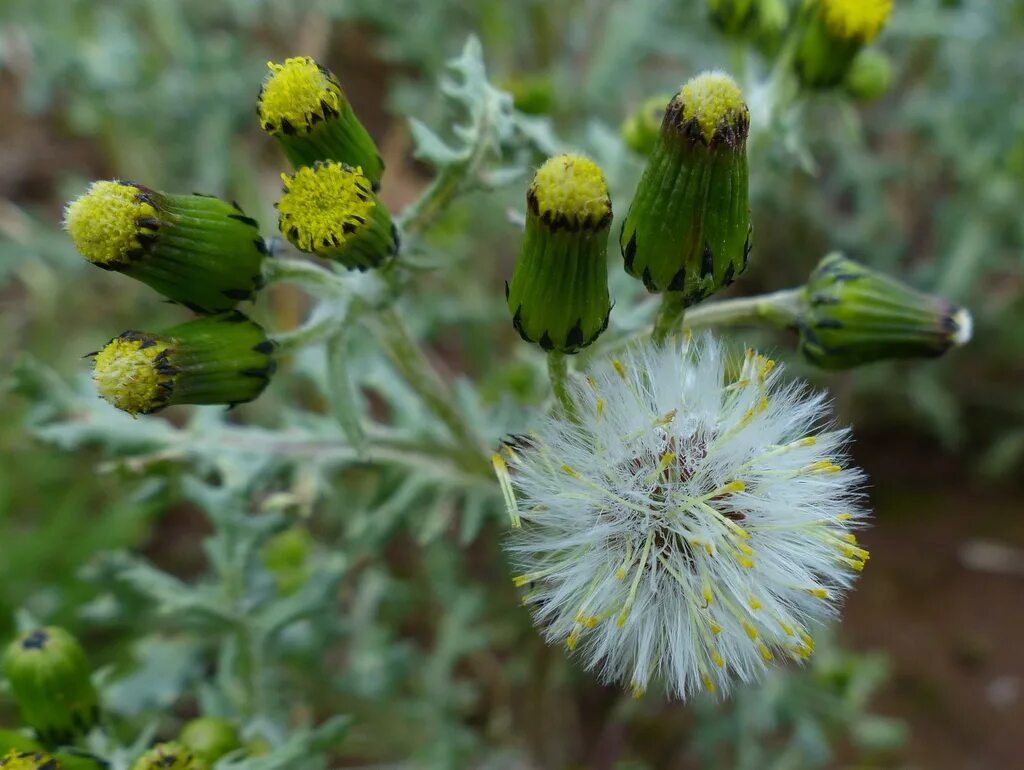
[373, 305, 488, 467]
[261, 255, 347, 296]
[547, 351, 577, 420]
[651, 292, 689, 346]
[271, 308, 346, 353]
[682, 287, 804, 330]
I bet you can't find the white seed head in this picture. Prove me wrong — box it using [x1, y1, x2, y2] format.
[497, 334, 870, 700]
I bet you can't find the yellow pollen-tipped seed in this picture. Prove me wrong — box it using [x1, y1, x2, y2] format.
[808, 587, 829, 599]
[799, 436, 818, 447]
[723, 479, 746, 494]
[742, 621, 758, 640]
[258, 57, 343, 135]
[702, 673, 717, 693]
[711, 649, 724, 668]
[748, 595, 763, 610]
[677, 71, 749, 144]
[93, 335, 173, 416]
[710, 622, 722, 635]
[736, 555, 755, 568]
[820, 0, 893, 43]
[758, 642, 774, 662]
[585, 616, 600, 628]
[799, 630, 815, 650]
[529, 154, 611, 229]
[560, 463, 580, 478]
[842, 533, 858, 544]
[612, 359, 627, 378]
[566, 630, 580, 651]
[779, 620, 794, 636]
[512, 575, 530, 587]
[703, 585, 714, 605]
[596, 398, 605, 417]
[737, 542, 754, 557]
[64, 181, 155, 266]
[277, 162, 376, 254]
[837, 512, 853, 521]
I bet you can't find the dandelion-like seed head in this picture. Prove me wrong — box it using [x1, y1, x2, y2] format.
[276, 162, 376, 254]
[495, 335, 869, 699]
[672, 71, 749, 145]
[258, 56, 345, 136]
[63, 180, 157, 267]
[528, 154, 612, 231]
[93, 332, 175, 416]
[820, 0, 893, 43]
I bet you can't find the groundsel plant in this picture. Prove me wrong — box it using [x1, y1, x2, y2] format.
[8, 12, 974, 768]
[496, 335, 866, 698]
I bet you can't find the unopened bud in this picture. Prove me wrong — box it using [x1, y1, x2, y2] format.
[799, 253, 972, 369]
[91, 312, 276, 416]
[64, 182, 267, 314]
[3, 628, 99, 746]
[795, 0, 894, 89]
[258, 57, 384, 189]
[507, 154, 612, 353]
[620, 72, 751, 304]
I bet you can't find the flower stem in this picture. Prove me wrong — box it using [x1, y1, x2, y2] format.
[547, 351, 577, 421]
[651, 293, 689, 346]
[373, 304, 488, 465]
[271, 307, 346, 353]
[683, 287, 804, 330]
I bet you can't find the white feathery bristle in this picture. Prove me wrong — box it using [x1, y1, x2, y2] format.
[499, 334, 870, 700]
[951, 308, 973, 346]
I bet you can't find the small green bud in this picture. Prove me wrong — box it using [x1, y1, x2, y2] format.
[0, 750, 62, 770]
[707, 0, 757, 35]
[261, 528, 313, 595]
[3, 628, 99, 746]
[506, 154, 613, 354]
[64, 181, 267, 314]
[799, 253, 973, 369]
[178, 718, 240, 764]
[129, 743, 205, 770]
[750, 0, 791, 54]
[795, 0, 893, 89]
[276, 161, 398, 271]
[257, 57, 384, 189]
[844, 48, 894, 101]
[91, 312, 276, 416]
[620, 94, 673, 155]
[620, 72, 751, 303]
[501, 73, 555, 115]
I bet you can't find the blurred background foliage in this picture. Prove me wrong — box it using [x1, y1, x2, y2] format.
[0, 0, 1021, 767]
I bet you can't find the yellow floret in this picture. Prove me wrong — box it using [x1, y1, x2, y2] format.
[530, 154, 611, 229]
[678, 71, 749, 143]
[1, 751, 62, 770]
[258, 56, 344, 135]
[820, 0, 893, 43]
[276, 162, 376, 253]
[93, 334, 173, 416]
[64, 181, 156, 266]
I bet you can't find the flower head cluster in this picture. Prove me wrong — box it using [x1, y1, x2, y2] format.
[495, 335, 869, 699]
[820, 0, 893, 43]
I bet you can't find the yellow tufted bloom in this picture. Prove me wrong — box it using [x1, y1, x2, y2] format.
[678, 72, 749, 144]
[0, 750, 61, 770]
[63, 181, 156, 267]
[93, 334, 174, 416]
[258, 57, 384, 187]
[276, 161, 396, 270]
[529, 155, 612, 231]
[820, 0, 893, 43]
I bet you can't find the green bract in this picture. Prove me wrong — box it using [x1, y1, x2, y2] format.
[3, 628, 98, 746]
[799, 253, 973, 369]
[620, 72, 751, 304]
